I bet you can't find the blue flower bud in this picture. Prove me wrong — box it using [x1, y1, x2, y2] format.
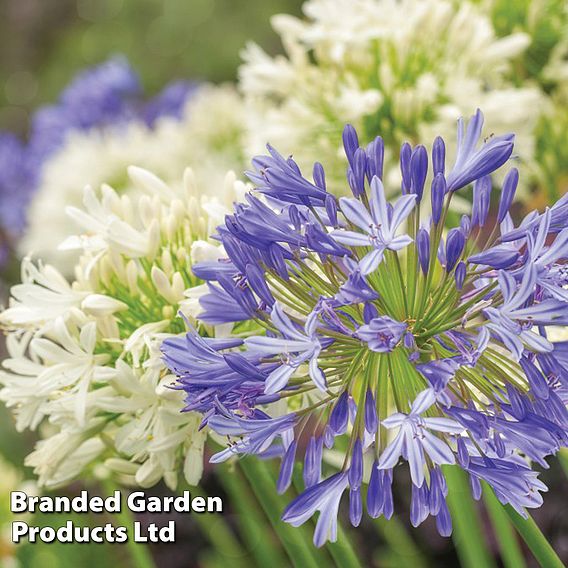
[410, 145, 428, 202]
[400, 142, 412, 194]
[348, 148, 367, 197]
[455, 261, 466, 290]
[277, 440, 297, 493]
[410, 482, 429, 527]
[472, 175, 491, 227]
[417, 228, 430, 274]
[364, 389, 378, 433]
[445, 228, 465, 272]
[366, 136, 384, 182]
[367, 463, 383, 518]
[431, 173, 446, 224]
[313, 162, 327, 191]
[324, 194, 338, 227]
[433, 136, 445, 175]
[304, 437, 323, 488]
[342, 124, 359, 167]
[435, 500, 452, 537]
[349, 487, 363, 527]
[498, 167, 519, 223]
[348, 438, 363, 489]
[329, 391, 349, 434]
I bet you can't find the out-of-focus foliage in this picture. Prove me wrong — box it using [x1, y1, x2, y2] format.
[487, 0, 568, 88]
[0, 0, 304, 134]
[483, 0, 568, 204]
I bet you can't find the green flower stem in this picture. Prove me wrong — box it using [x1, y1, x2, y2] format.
[443, 465, 497, 568]
[182, 484, 251, 568]
[504, 505, 564, 568]
[100, 479, 156, 568]
[240, 459, 325, 568]
[373, 516, 428, 568]
[325, 526, 363, 568]
[219, 465, 288, 568]
[482, 486, 526, 568]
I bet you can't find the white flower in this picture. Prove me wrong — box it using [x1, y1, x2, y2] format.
[20, 84, 247, 272]
[2, 167, 240, 490]
[240, 0, 542, 193]
[0, 259, 87, 329]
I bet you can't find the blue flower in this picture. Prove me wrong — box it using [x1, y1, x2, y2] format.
[356, 316, 406, 352]
[164, 111, 564, 545]
[378, 389, 463, 487]
[282, 472, 349, 547]
[332, 176, 415, 274]
[245, 303, 332, 393]
[1, 56, 196, 253]
[446, 109, 514, 192]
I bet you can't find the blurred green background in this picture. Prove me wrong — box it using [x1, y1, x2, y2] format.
[0, 0, 304, 134]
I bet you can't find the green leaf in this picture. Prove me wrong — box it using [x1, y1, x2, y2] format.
[373, 516, 428, 568]
[100, 479, 156, 568]
[443, 465, 497, 568]
[240, 459, 325, 568]
[220, 464, 288, 567]
[325, 525, 363, 568]
[482, 486, 526, 568]
[504, 505, 564, 568]
[181, 483, 251, 568]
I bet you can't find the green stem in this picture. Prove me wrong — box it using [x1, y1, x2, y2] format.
[483, 487, 526, 568]
[325, 525, 363, 568]
[181, 483, 250, 567]
[240, 459, 324, 568]
[220, 465, 287, 567]
[100, 480, 156, 568]
[374, 516, 427, 568]
[504, 505, 564, 568]
[443, 466, 496, 568]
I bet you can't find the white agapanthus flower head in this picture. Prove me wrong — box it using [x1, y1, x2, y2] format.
[240, 0, 542, 192]
[19, 84, 246, 271]
[1, 166, 246, 490]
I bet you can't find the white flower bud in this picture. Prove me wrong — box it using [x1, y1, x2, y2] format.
[81, 294, 128, 317]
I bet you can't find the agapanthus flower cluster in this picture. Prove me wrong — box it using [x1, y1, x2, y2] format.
[164, 110, 568, 546]
[0, 165, 246, 489]
[13, 57, 246, 270]
[240, 0, 541, 193]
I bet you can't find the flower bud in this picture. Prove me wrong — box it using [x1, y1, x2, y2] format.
[445, 228, 465, 272]
[431, 174, 446, 224]
[432, 136, 445, 175]
[498, 167, 519, 223]
[417, 228, 430, 274]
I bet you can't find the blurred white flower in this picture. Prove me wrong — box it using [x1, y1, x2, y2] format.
[240, 0, 542, 192]
[20, 85, 246, 271]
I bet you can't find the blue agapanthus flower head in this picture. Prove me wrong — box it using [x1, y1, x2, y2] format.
[0, 133, 35, 238]
[28, 56, 142, 160]
[0, 56, 196, 255]
[28, 56, 196, 161]
[163, 109, 568, 546]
